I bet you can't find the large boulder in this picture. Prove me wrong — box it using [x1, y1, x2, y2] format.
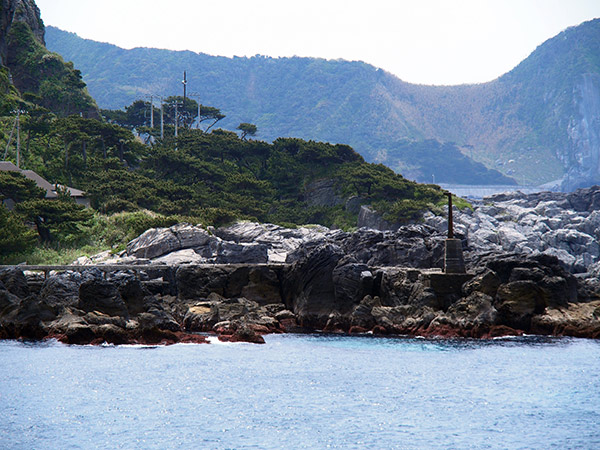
[446, 292, 498, 330]
[127, 227, 181, 259]
[39, 270, 102, 309]
[350, 295, 382, 329]
[183, 302, 218, 331]
[494, 281, 545, 330]
[530, 301, 600, 338]
[283, 243, 345, 325]
[109, 272, 156, 315]
[332, 256, 373, 313]
[63, 322, 98, 345]
[340, 225, 445, 268]
[0, 295, 57, 340]
[0, 288, 20, 317]
[176, 266, 233, 300]
[567, 185, 600, 212]
[215, 221, 336, 263]
[462, 270, 501, 297]
[78, 280, 129, 317]
[0, 268, 29, 298]
[136, 307, 180, 332]
[127, 223, 214, 259]
[229, 266, 283, 305]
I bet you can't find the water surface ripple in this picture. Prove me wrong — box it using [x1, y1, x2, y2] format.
[1, 335, 599, 449]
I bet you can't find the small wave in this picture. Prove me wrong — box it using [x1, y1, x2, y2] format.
[207, 336, 231, 345]
[491, 335, 522, 340]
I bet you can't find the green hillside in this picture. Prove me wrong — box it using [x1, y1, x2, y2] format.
[45, 27, 515, 186]
[46, 19, 600, 187]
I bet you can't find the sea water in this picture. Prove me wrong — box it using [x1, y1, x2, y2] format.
[1, 334, 599, 450]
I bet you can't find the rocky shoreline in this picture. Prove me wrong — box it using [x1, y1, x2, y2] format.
[2, 187, 600, 344]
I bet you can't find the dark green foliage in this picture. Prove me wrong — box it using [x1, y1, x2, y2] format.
[0, 170, 45, 202]
[163, 96, 200, 129]
[237, 122, 257, 140]
[59, 123, 443, 229]
[103, 99, 158, 129]
[0, 205, 37, 256]
[158, 129, 442, 227]
[15, 197, 93, 244]
[0, 67, 24, 114]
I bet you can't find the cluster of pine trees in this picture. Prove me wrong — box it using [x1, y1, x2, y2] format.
[0, 95, 445, 262]
[0, 13, 445, 263]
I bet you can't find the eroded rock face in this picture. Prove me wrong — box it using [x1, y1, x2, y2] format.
[2, 245, 600, 343]
[111, 187, 600, 277]
[79, 280, 129, 317]
[215, 221, 337, 263]
[563, 74, 600, 191]
[0, 268, 29, 298]
[283, 243, 345, 324]
[1, 0, 45, 65]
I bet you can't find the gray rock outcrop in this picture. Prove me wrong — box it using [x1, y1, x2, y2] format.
[424, 185, 600, 274]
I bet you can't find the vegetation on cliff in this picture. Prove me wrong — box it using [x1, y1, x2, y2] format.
[4, 21, 97, 116]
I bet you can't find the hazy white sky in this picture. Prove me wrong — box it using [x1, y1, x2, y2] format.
[36, 0, 600, 86]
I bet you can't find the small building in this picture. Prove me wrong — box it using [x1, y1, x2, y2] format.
[0, 161, 90, 208]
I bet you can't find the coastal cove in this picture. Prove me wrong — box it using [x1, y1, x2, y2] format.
[1, 334, 599, 450]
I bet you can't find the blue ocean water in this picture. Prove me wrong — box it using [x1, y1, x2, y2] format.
[1, 334, 599, 450]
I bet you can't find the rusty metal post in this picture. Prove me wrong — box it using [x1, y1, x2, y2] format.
[445, 191, 454, 238]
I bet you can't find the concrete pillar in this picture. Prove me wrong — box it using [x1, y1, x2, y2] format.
[444, 238, 466, 273]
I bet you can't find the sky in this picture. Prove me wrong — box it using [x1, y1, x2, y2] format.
[36, 0, 600, 86]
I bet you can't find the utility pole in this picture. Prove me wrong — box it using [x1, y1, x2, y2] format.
[190, 92, 201, 129]
[144, 94, 155, 129]
[16, 109, 20, 168]
[182, 71, 188, 128]
[4, 109, 25, 168]
[160, 99, 164, 139]
[150, 95, 154, 128]
[174, 102, 179, 137]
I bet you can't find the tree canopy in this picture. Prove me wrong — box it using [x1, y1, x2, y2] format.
[237, 123, 257, 140]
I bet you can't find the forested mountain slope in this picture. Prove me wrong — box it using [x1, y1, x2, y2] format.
[47, 19, 600, 188]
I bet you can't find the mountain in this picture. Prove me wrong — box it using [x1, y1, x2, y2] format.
[45, 19, 600, 189]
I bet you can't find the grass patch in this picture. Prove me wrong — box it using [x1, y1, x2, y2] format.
[0, 243, 109, 265]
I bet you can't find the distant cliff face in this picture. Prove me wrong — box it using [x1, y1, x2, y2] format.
[0, 0, 45, 65]
[564, 73, 600, 190]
